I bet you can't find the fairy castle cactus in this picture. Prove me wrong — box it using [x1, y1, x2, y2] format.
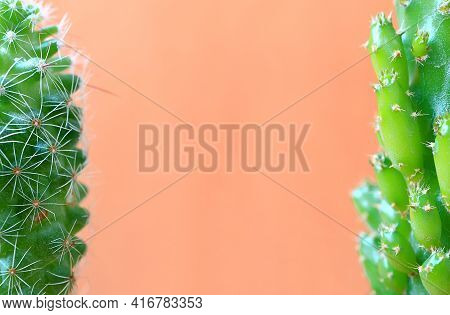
[353, 0, 449, 295]
[0, 0, 88, 294]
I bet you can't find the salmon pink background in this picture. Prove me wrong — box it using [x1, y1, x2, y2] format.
[50, 0, 394, 294]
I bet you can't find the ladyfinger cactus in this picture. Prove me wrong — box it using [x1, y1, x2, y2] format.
[353, 0, 449, 295]
[0, 0, 88, 295]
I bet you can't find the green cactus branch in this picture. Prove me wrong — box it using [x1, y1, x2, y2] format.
[0, 0, 88, 295]
[353, 0, 449, 295]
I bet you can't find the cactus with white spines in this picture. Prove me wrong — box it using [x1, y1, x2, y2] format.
[354, 0, 449, 294]
[0, 0, 88, 295]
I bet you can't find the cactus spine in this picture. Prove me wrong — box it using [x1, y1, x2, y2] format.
[0, 0, 88, 295]
[354, 0, 449, 295]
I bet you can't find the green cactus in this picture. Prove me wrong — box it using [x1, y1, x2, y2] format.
[354, 0, 449, 295]
[0, 0, 88, 295]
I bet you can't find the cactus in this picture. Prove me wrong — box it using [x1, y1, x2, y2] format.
[354, 0, 449, 295]
[0, 0, 88, 295]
